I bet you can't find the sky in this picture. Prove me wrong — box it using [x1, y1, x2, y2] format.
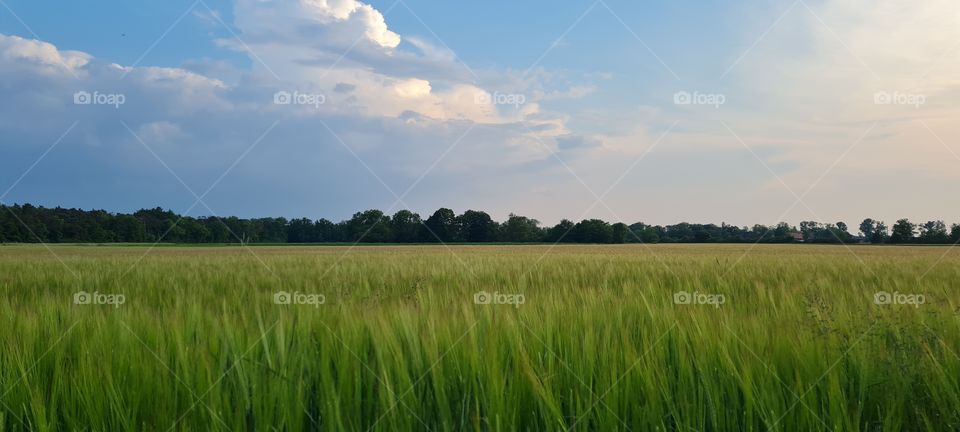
[0, 0, 958, 227]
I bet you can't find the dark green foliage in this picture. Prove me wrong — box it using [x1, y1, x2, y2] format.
[390, 210, 422, 243]
[0, 203, 954, 245]
[424, 208, 458, 242]
[890, 218, 916, 244]
[498, 214, 543, 242]
[571, 219, 613, 243]
[347, 210, 392, 243]
[918, 220, 949, 244]
[457, 210, 497, 242]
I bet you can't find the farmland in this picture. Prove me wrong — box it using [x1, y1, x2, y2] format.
[0, 244, 958, 431]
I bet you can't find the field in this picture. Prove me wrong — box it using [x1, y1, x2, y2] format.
[1, 244, 958, 431]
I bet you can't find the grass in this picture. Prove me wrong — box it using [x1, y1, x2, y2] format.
[0, 244, 958, 431]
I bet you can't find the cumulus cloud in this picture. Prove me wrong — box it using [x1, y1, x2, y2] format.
[223, 0, 569, 127]
[0, 25, 584, 222]
[233, 0, 399, 50]
[0, 34, 90, 75]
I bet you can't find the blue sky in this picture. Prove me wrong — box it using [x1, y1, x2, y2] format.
[1, 0, 958, 226]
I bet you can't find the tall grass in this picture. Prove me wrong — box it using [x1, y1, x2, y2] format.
[0, 244, 958, 431]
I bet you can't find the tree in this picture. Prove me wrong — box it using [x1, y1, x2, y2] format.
[859, 219, 875, 242]
[390, 210, 422, 243]
[798, 221, 846, 243]
[347, 210, 392, 243]
[835, 221, 849, 238]
[4, 202, 959, 247]
[134, 207, 180, 241]
[918, 220, 949, 244]
[203, 217, 231, 243]
[572, 219, 613, 243]
[545, 219, 575, 243]
[181, 218, 210, 243]
[499, 214, 543, 242]
[830, 221, 852, 243]
[313, 219, 343, 242]
[258, 217, 289, 243]
[287, 218, 315, 243]
[890, 219, 916, 243]
[872, 221, 889, 243]
[112, 215, 146, 242]
[627, 223, 655, 243]
[457, 210, 497, 243]
[799, 221, 819, 242]
[770, 222, 794, 242]
[611, 223, 629, 244]
[424, 208, 458, 242]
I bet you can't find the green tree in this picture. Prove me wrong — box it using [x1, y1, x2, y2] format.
[112, 215, 146, 242]
[890, 219, 915, 243]
[859, 219, 875, 242]
[835, 221, 849, 238]
[572, 219, 613, 243]
[831, 221, 852, 243]
[799, 221, 819, 242]
[287, 218, 315, 243]
[611, 223, 629, 244]
[545, 219, 575, 243]
[390, 210, 422, 243]
[871, 221, 889, 243]
[424, 208, 458, 242]
[918, 220, 949, 243]
[457, 210, 497, 243]
[499, 214, 542, 242]
[347, 210, 393, 243]
[313, 219, 343, 242]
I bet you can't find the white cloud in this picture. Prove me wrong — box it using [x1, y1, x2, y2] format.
[392, 78, 431, 98]
[0, 34, 89, 76]
[0, 30, 587, 222]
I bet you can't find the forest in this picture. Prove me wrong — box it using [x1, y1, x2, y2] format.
[1, 203, 958, 245]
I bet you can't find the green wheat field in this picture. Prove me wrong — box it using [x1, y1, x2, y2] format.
[1, 244, 958, 431]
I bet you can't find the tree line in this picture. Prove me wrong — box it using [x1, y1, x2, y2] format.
[1, 203, 958, 245]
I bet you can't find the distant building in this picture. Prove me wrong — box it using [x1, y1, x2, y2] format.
[789, 231, 804, 242]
